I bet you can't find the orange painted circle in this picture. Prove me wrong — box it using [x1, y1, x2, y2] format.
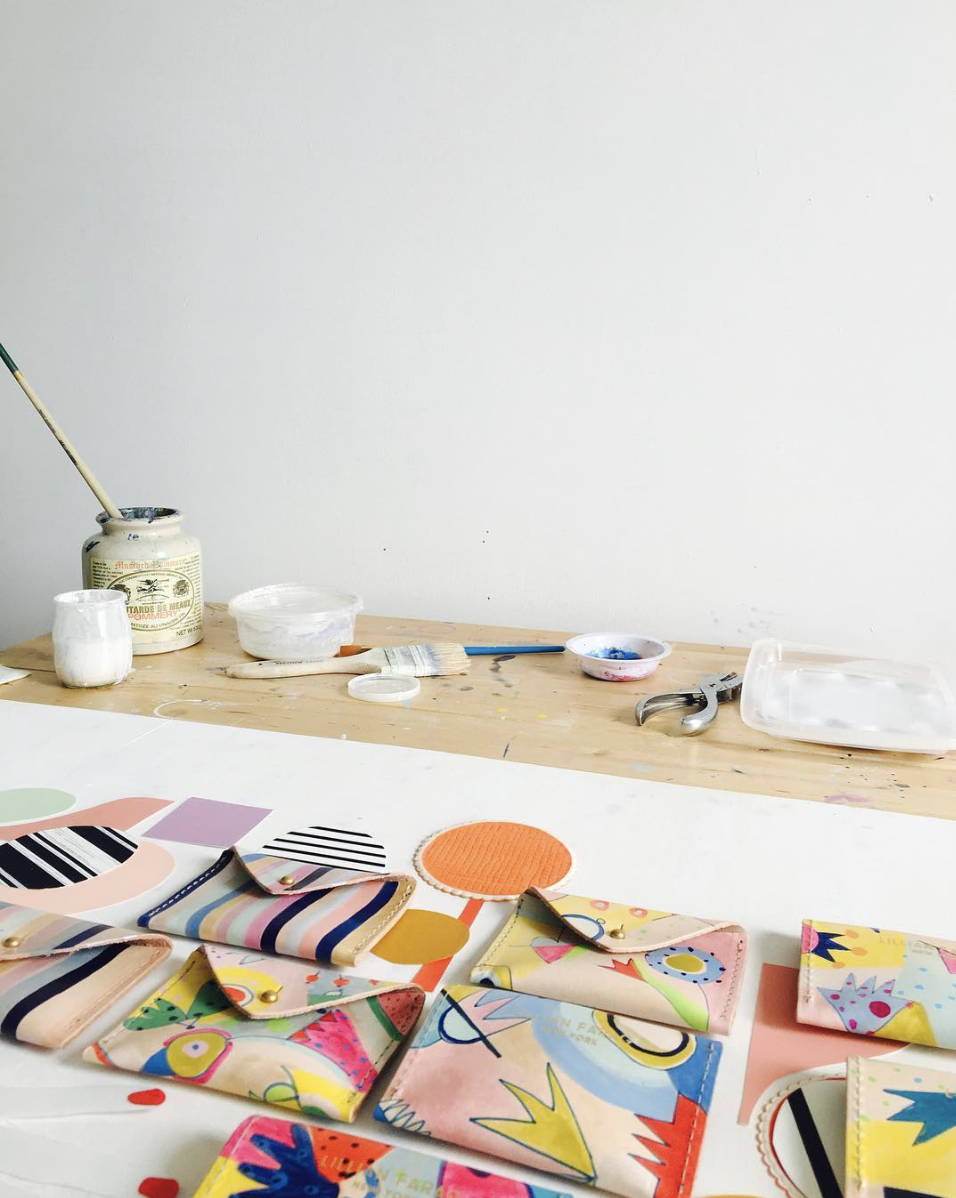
[415, 820, 573, 900]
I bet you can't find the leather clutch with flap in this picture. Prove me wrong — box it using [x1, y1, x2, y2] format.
[139, 847, 415, 966]
[85, 944, 425, 1122]
[471, 886, 747, 1035]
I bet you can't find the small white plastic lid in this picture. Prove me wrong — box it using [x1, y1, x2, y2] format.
[347, 672, 421, 704]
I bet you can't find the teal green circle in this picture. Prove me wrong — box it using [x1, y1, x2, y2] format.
[0, 788, 76, 823]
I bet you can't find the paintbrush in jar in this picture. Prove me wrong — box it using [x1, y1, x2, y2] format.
[1, 340, 123, 518]
[226, 643, 469, 679]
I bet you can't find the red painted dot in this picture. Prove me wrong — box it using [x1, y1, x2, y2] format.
[138, 1180, 179, 1198]
[128, 1088, 166, 1106]
[830, 993, 840, 1000]
[869, 1000, 892, 1018]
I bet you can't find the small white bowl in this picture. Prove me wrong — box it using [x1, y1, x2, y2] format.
[565, 633, 672, 682]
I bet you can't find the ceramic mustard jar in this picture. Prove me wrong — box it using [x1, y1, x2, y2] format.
[82, 507, 203, 655]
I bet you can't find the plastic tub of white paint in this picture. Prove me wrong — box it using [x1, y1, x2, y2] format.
[565, 633, 671, 681]
[228, 584, 362, 661]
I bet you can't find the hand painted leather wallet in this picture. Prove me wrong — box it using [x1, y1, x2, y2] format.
[0, 900, 170, 1049]
[471, 887, 747, 1035]
[375, 983, 722, 1198]
[798, 918, 956, 1048]
[84, 945, 424, 1122]
[845, 1056, 956, 1197]
[193, 1113, 575, 1197]
[138, 847, 415, 966]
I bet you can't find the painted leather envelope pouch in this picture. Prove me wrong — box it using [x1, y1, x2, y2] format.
[472, 887, 747, 1035]
[375, 983, 722, 1198]
[0, 900, 170, 1049]
[85, 944, 424, 1122]
[845, 1056, 956, 1197]
[193, 1113, 575, 1198]
[138, 847, 415, 966]
[798, 918, 956, 1048]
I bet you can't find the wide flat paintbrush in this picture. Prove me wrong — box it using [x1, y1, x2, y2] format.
[226, 643, 468, 680]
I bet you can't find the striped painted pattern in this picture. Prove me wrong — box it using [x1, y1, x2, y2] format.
[0, 903, 170, 1048]
[260, 825, 388, 873]
[139, 850, 414, 966]
[0, 826, 137, 888]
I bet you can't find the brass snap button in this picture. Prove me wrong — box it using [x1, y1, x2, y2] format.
[608, 926, 626, 940]
[259, 988, 281, 1004]
[2, 936, 21, 949]
[279, 875, 297, 887]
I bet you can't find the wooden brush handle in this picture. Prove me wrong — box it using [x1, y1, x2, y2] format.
[226, 658, 378, 679]
[1, 342, 123, 520]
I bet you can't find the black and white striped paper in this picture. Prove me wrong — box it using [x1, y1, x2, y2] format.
[0, 826, 137, 888]
[260, 825, 388, 873]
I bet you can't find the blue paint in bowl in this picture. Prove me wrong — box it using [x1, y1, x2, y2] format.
[590, 646, 641, 660]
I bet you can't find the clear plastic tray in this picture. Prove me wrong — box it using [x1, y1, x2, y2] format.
[740, 639, 956, 754]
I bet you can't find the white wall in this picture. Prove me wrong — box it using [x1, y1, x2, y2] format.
[2, 2, 954, 670]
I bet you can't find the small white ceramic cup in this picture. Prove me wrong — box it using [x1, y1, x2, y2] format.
[52, 589, 133, 688]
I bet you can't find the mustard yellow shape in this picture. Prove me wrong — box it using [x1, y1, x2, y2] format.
[880, 1002, 936, 1046]
[474, 1062, 596, 1180]
[853, 1118, 956, 1196]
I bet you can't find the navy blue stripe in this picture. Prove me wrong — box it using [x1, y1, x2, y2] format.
[314, 880, 398, 962]
[787, 1088, 842, 1198]
[138, 849, 235, 926]
[0, 944, 127, 1038]
[53, 923, 108, 950]
[259, 892, 330, 954]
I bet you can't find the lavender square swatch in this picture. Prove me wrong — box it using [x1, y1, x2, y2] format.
[146, 796, 270, 848]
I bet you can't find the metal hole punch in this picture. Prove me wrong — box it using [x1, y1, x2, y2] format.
[635, 672, 743, 735]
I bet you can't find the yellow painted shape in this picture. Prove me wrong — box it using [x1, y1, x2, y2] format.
[193, 1156, 248, 1198]
[854, 1118, 956, 1196]
[474, 1062, 595, 1180]
[165, 1030, 230, 1079]
[881, 1002, 936, 1046]
[666, 952, 706, 974]
[804, 924, 908, 970]
[264, 1065, 358, 1121]
[371, 909, 470, 965]
[155, 950, 214, 1013]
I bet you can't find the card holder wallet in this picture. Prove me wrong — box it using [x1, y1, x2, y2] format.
[138, 847, 415, 966]
[0, 900, 170, 1049]
[84, 944, 424, 1122]
[471, 887, 747, 1035]
[845, 1055, 956, 1197]
[375, 983, 722, 1198]
[798, 918, 956, 1048]
[193, 1113, 576, 1198]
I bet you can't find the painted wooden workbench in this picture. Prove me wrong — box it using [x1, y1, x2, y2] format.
[2, 604, 953, 818]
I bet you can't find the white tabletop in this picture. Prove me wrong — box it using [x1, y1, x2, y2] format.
[0, 699, 953, 1196]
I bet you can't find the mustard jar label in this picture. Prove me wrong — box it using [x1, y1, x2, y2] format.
[89, 553, 203, 645]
